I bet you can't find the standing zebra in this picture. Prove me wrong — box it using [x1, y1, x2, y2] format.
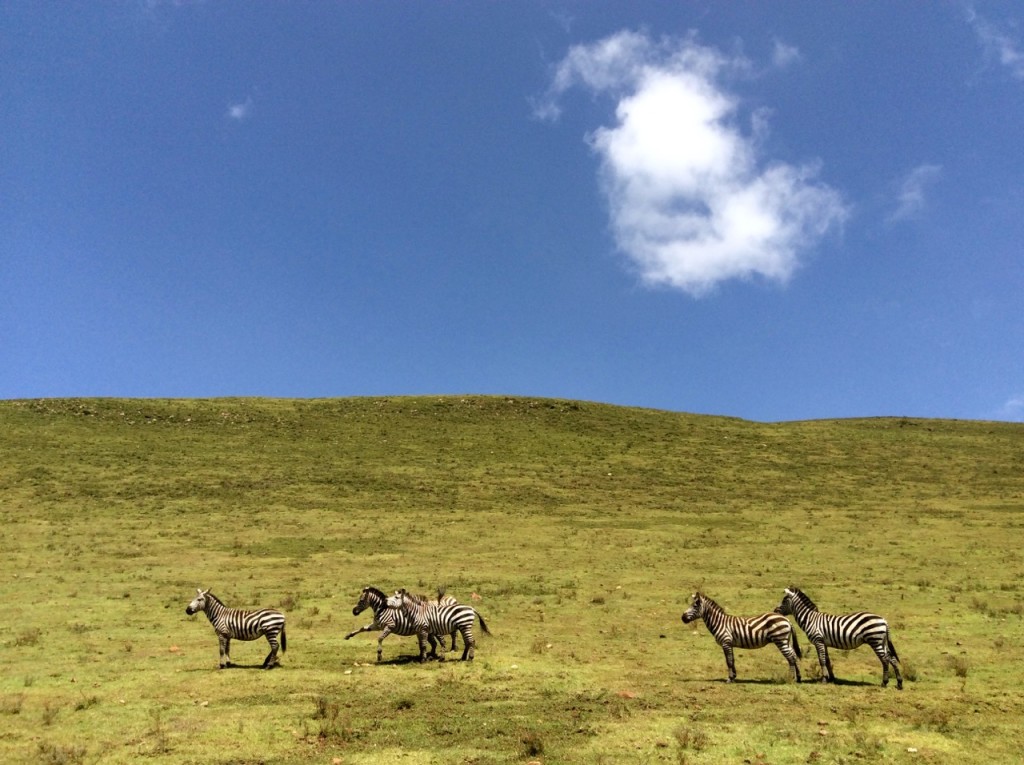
[345, 586, 452, 662]
[681, 592, 802, 683]
[185, 589, 286, 669]
[387, 588, 490, 662]
[775, 587, 903, 689]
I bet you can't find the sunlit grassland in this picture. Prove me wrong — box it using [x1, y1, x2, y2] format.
[1, 396, 1022, 764]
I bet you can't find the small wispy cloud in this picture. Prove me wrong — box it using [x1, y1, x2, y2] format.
[889, 164, 943, 223]
[771, 39, 802, 69]
[226, 96, 253, 121]
[537, 31, 846, 296]
[968, 7, 1024, 80]
[997, 394, 1024, 421]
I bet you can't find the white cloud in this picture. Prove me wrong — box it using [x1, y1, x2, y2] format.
[771, 39, 802, 69]
[968, 8, 1024, 79]
[226, 96, 253, 121]
[998, 394, 1024, 421]
[539, 31, 847, 296]
[889, 164, 943, 222]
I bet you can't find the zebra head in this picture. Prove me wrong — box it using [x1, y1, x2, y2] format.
[681, 592, 706, 624]
[386, 589, 407, 609]
[186, 588, 209, 616]
[353, 586, 386, 616]
[774, 588, 797, 616]
[774, 589, 806, 618]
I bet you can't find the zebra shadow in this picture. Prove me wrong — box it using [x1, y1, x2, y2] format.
[182, 663, 282, 671]
[375, 654, 448, 666]
[822, 677, 875, 688]
[224, 663, 282, 670]
[684, 678, 796, 686]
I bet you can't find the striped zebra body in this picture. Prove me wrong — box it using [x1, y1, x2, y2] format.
[345, 586, 453, 662]
[681, 592, 801, 683]
[185, 589, 286, 669]
[775, 587, 903, 689]
[388, 588, 490, 662]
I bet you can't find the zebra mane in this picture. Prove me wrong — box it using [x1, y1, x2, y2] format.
[204, 591, 224, 606]
[363, 586, 388, 602]
[699, 594, 724, 613]
[398, 589, 428, 607]
[788, 587, 817, 610]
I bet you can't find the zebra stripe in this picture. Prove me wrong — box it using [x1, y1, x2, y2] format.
[388, 588, 490, 662]
[775, 587, 903, 689]
[345, 586, 453, 662]
[681, 591, 801, 683]
[185, 589, 286, 669]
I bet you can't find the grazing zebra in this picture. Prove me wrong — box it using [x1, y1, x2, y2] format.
[681, 592, 802, 683]
[185, 589, 286, 669]
[775, 587, 903, 689]
[387, 588, 490, 662]
[345, 586, 452, 662]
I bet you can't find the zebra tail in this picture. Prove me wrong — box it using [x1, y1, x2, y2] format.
[476, 609, 491, 636]
[887, 635, 898, 663]
[281, 627, 287, 653]
[791, 628, 802, 659]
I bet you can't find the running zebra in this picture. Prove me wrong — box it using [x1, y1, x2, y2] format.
[387, 588, 490, 662]
[681, 591, 802, 683]
[774, 587, 903, 689]
[345, 586, 453, 662]
[185, 589, 286, 669]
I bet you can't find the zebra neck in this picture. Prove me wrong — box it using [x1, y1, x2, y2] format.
[204, 595, 227, 623]
[696, 602, 727, 635]
[791, 599, 817, 626]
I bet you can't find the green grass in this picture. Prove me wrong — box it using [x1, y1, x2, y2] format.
[1, 396, 1023, 763]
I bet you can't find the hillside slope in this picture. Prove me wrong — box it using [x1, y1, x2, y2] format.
[2, 396, 1023, 764]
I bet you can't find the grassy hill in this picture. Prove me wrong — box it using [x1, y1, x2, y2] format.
[1, 396, 1022, 764]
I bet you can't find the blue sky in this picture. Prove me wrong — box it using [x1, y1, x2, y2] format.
[2, 2, 1023, 422]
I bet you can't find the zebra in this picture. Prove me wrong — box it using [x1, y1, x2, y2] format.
[681, 591, 802, 683]
[344, 586, 454, 662]
[774, 587, 903, 689]
[387, 588, 490, 662]
[185, 589, 286, 669]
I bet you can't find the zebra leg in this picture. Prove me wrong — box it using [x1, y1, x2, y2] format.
[813, 641, 830, 683]
[887, 636, 903, 690]
[458, 626, 475, 661]
[721, 644, 737, 682]
[891, 656, 904, 690]
[871, 641, 894, 687]
[218, 634, 231, 669]
[822, 646, 836, 682]
[262, 633, 280, 669]
[416, 630, 429, 663]
[427, 634, 441, 660]
[376, 626, 393, 663]
[775, 639, 801, 683]
[345, 622, 377, 640]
